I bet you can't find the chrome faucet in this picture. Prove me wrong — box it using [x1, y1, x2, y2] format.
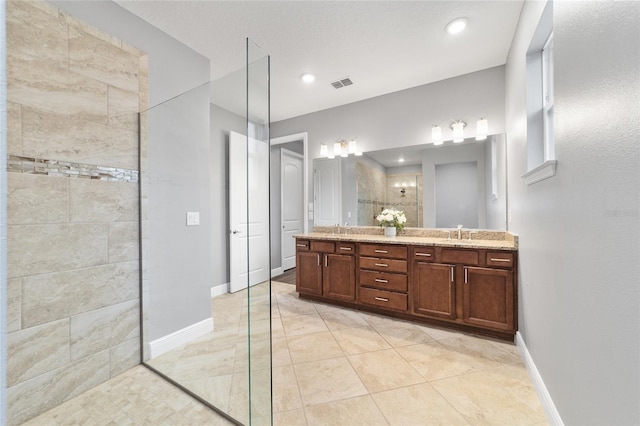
[457, 224, 463, 240]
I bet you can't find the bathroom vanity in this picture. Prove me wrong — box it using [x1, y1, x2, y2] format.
[294, 227, 518, 340]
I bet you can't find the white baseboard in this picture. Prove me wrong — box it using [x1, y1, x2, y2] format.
[149, 317, 213, 359]
[211, 282, 229, 298]
[271, 267, 283, 277]
[515, 331, 564, 425]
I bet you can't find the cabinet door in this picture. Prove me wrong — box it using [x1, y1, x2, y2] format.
[323, 254, 356, 302]
[413, 262, 456, 320]
[296, 251, 323, 296]
[463, 267, 514, 332]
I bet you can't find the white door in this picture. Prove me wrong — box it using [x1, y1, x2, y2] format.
[281, 149, 304, 271]
[229, 131, 270, 293]
[435, 161, 479, 228]
[313, 158, 342, 226]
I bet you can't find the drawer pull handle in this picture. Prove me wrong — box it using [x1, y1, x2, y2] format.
[339, 247, 352, 251]
[374, 249, 388, 253]
[374, 263, 388, 267]
[416, 253, 432, 257]
[374, 278, 389, 283]
[374, 297, 389, 302]
[317, 254, 320, 266]
[296, 244, 307, 247]
[490, 258, 511, 263]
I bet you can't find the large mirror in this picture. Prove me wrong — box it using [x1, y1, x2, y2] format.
[314, 134, 507, 231]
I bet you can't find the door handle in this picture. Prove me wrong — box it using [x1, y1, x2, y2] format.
[231, 229, 241, 234]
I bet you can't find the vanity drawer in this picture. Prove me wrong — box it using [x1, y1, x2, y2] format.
[359, 244, 407, 259]
[311, 241, 335, 253]
[360, 287, 408, 311]
[486, 252, 515, 268]
[336, 242, 356, 254]
[413, 247, 435, 262]
[359, 256, 407, 273]
[359, 270, 407, 292]
[296, 240, 310, 251]
[441, 248, 479, 265]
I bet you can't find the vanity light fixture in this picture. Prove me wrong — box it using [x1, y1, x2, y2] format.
[398, 157, 405, 163]
[451, 120, 467, 143]
[321, 138, 362, 159]
[432, 125, 443, 145]
[476, 118, 488, 141]
[446, 17, 468, 35]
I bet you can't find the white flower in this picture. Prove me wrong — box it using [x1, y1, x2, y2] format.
[384, 213, 393, 221]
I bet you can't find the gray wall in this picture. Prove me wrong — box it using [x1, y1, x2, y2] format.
[422, 143, 487, 229]
[51, 0, 213, 340]
[269, 141, 304, 270]
[272, 66, 506, 229]
[506, 1, 640, 424]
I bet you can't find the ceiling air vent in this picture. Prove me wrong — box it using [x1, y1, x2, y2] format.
[331, 77, 353, 89]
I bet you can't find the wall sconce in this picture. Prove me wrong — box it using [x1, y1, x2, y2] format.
[320, 138, 362, 159]
[451, 120, 466, 143]
[476, 118, 488, 141]
[432, 125, 443, 145]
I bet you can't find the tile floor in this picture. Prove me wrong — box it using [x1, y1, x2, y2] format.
[25, 277, 548, 425]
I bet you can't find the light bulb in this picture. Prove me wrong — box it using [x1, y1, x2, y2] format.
[432, 125, 443, 145]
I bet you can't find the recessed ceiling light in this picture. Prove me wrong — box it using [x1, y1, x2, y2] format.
[399, 157, 405, 163]
[300, 73, 315, 83]
[446, 17, 468, 35]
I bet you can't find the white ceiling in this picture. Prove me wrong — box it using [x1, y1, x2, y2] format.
[115, 0, 524, 123]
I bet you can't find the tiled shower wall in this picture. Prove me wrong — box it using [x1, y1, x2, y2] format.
[386, 173, 423, 228]
[356, 161, 387, 226]
[5, 1, 147, 424]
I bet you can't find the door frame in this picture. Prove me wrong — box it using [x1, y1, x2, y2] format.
[271, 132, 309, 248]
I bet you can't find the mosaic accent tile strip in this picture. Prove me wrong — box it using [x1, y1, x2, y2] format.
[357, 199, 422, 208]
[7, 155, 139, 183]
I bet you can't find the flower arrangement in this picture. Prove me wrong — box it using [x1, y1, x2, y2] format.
[376, 208, 407, 232]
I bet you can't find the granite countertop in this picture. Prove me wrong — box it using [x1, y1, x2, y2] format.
[294, 227, 518, 251]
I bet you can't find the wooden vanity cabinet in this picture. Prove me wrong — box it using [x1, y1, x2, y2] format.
[295, 240, 356, 302]
[296, 237, 518, 340]
[358, 243, 409, 312]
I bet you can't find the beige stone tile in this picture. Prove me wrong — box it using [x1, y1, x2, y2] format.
[332, 326, 391, 355]
[226, 372, 250, 425]
[319, 308, 370, 330]
[416, 323, 468, 341]
[7, 223, 109, 278]
[70, 179, 138, 223]
[21, 105, 138, 170]
[273, 365, 303, 413]
[22, 261, 139, 328]
[6, 0, 68, 68]
[371, 319, 435, 347]
[181, 374, 233, 412]
[108, 222, 139, 263]
[8, 173, 68, 225]
[348, 349, 425, 393]
[274, 409, 307, 426]
[438, 335, 522, 365]
[7, 350, 109, 426]
[109, 337, 140, 377]
[273, 336, 293, 367]
[70, 299, 139, 361]
[139, 55, 149, 112]
[7, 278, 21, 332]
[213, 306, 244, 325]
[372, 382, 469, 425]
[108, 85, 140, 132]
[294, 357, 368, 406]
[282, 313, 329, 337]
[277, 297, 318, 317]
[304, 395, 388, 425]
[431, 370, 547, 425]
[287, 331, 344, 364]
[8, 57, 108, 124]
[68, 24, 139, 93]
[7, 319, 69, 387]
[396, 340, 494, 382]
[7, 101, 22, 155]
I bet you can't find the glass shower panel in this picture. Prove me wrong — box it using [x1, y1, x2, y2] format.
[246, 38, 272, 426]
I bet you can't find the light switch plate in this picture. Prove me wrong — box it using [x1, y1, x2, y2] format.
[186, 212, 200, 226]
